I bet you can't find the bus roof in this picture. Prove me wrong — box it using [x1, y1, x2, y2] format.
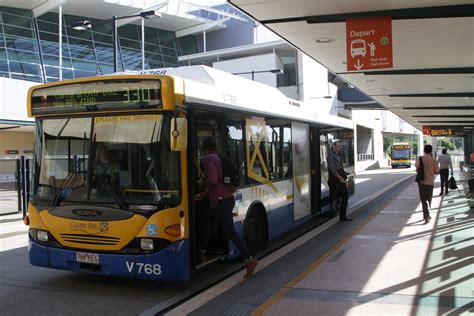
[121, 66, 353, 130]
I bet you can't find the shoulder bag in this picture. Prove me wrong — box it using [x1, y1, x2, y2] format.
[415, 156, 425, 183]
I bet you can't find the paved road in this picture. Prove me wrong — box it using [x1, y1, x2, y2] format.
[0, 167, 415, 315]
[0, 189, 19, 215]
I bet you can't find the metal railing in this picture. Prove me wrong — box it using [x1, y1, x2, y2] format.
[0, 157, 30, 216]
[357, 154, 374, 161]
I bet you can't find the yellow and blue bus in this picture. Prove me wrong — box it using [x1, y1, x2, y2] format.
[391, 142, 412, 168]
[25, 66, 354, 281]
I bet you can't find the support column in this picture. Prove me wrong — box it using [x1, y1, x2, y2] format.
[431, 136, 437, 157]
[417, 132, 424, 157]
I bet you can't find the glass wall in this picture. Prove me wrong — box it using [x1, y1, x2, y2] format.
[0, 6, 198, 83]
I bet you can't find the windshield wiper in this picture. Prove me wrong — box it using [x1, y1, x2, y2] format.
[51, 170, 80, 207]
[95, 173, 129, 211]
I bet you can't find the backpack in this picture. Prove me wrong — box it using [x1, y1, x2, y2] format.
[218, 155, 240, 193]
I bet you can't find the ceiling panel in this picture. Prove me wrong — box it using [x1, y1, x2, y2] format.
[231, 0, 474, 21]
[230, 0, 474, 129]
[339, 73, 474, 95]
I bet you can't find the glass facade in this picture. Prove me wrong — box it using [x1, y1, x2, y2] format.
[0, 6, 198, 83]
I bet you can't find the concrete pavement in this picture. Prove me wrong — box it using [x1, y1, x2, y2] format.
[169, 168, 472, 315]
[257, 178, 472, 315]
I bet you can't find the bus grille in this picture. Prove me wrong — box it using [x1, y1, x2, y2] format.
[60, 234, 120, 246]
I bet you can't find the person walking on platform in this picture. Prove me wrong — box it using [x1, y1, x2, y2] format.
[328, 141, 352, 221]
[195, 137, 258, 278]
[437, 148, 453, 195]
[416, 144, 440, 224]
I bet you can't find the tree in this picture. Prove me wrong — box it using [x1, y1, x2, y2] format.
[383, 136, 397, 155]
[437, 138, 455, 151]
[450, 137, 463, 149]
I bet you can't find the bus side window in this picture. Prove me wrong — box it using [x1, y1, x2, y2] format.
[223, 120, 245, 186]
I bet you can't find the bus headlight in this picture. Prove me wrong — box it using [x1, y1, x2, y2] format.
[140, 238, 154, 250]
[37, 230, 49, 242]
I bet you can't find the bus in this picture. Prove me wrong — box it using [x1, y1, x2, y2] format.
[25, 65, 354, 281]
[391, 142, 412, 168]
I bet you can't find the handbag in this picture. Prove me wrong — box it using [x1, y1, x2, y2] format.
[448, 176, 457, 190]
[415, 156, 425, 183]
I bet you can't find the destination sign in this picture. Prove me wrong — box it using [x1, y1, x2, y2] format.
[424, 126, 464, 137]
[393, 145, 410, 149]
[30, 79, 162, 115]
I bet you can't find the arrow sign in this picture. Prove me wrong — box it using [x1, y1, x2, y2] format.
[353, 59, 364, 70]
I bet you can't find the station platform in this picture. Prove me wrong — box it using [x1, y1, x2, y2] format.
[1, 167, 471, 315]
[167, 169, 473, 315]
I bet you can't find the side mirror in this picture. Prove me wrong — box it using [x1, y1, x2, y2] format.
[170, 117, 187, 151]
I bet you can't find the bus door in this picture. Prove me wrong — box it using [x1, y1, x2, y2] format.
[309, 126, 320, 215]
[192, 111, 240, 266]
[291, 122, 311, 221]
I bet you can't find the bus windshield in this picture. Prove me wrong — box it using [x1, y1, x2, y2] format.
[31, 114, 180, 209]
[392, 149, 410, 159]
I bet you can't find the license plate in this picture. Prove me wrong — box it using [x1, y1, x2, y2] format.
[76, 252, 100, 265]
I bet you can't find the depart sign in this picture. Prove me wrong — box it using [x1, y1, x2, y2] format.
[346, 16, 393, 71]
[423, 126, 464, 137]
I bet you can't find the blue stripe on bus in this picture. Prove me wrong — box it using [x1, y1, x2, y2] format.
[267, 203, 294, 239]
[267, 204, 324, 239]
[29, 237, 190, 281]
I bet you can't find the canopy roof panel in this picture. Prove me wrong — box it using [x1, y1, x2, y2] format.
[229, 0, 474, 130]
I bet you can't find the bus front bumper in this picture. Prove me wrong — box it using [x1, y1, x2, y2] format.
[392, 162, 411, 167]
[29, 237, 190, 281]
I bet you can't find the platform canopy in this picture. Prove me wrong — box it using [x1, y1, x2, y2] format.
[229, 0, 474, 132]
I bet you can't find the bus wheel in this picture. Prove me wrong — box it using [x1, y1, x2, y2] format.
[244, 210, 263, 256]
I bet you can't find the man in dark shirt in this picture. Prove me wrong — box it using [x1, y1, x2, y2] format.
[328, 141, 352, 221]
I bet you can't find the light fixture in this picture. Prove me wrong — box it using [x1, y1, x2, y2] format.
[363, 79, 378, 83]
[140, 238, 154, 250]
[315, 38, 335, 43]
[71, 10, 161, 73]
[37, 230, 49, 242]
[139, 10, 161, 19]
[72, 20, 91, 31]
[269, 68, 283, 74]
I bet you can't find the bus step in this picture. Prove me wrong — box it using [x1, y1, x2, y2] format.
[196, 254, 225, 269]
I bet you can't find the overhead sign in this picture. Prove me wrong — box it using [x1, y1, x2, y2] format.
[422, 126, 431, 136]
[427, 126, 464, 137]
[346, 16, 393, 71]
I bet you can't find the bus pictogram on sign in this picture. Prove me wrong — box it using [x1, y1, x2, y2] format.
[346, 17, 393, 71]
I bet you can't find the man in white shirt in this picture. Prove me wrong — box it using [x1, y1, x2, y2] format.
[437, 148, 453, 195]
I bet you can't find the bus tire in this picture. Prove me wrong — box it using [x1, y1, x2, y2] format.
[244, 206, 267, 256]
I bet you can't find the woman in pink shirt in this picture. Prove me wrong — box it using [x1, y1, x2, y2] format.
[196, 137, 258, 278]
[415, 144, 440, 224]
